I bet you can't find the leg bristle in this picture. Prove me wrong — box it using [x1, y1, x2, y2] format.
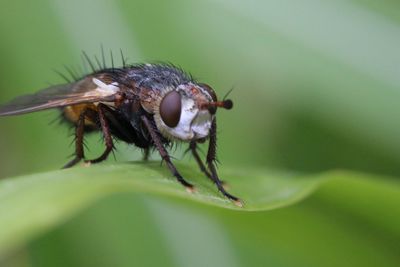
[82, 51, 96, 72]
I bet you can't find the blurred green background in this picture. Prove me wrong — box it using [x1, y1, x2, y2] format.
[0, 0, 400, 266]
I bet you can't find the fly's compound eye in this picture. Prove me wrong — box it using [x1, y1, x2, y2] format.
[198, 83, 217, 114]
[199, 83, 217, 102]
[160, 90, 182, 128]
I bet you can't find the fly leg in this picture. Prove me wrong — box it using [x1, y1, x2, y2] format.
[190, 141, 227, 188]
[206, 118, 242, 206]
[141, 115, 194, 192]
[142, 148, 150, 161]
[63, 109, 88, 168]
[189, 141, 213, 180]
[84, 104, 114, 164]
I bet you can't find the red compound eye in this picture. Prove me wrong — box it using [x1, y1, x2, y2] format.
[160, 91, 181, 127]
[198, 83, 217, 102]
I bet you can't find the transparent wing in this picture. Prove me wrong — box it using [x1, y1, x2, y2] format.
[0, 76, 119, 116]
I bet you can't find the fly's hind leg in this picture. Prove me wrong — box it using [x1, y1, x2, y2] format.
[63, 109, 88, 169]
[84, 104, 114, 165]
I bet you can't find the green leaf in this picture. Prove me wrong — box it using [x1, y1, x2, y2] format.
[0, 162, 322, 256]
[2, 161, 400, 263]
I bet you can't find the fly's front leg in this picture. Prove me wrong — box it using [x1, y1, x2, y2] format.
[141, 115, 194, 192]
[206, 118, 242, 206]
[85, 103, 114, 164]
[189, 141, 228, 189]
[189, 141, 212, 179]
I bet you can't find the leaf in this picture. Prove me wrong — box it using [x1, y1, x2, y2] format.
[25, 167, 400, 267]
[0, 162, 323, 256]
[3, 162, 400, 261]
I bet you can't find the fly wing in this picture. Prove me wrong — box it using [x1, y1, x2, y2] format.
[0, 76, 120, 116]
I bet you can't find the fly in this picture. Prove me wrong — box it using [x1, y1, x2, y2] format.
[0, 54, 242, 206]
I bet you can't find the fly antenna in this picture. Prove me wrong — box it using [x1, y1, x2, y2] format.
[222, 87, 234, 101]
[201, 99, 233, 110]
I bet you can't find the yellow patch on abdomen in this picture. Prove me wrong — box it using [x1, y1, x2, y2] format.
[63, 103, 98, 127]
